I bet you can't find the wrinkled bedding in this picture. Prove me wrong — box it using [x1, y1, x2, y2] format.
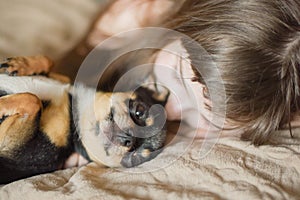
[0, 0, 300, 199]
[1, 126, 300, 199]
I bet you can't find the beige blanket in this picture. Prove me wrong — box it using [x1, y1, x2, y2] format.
[1, 127, 299, 199]
[0, 1, 299, 199]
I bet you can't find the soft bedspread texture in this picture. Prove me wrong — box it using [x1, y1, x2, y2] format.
[0, 0, 299, 199]
[1, 127, 299, 199]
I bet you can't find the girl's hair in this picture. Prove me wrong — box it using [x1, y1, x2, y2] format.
[165, 0, 300, 145]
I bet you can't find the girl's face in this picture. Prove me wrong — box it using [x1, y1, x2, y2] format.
[153, 39, 300, 138]
[152, 40, 239, 138]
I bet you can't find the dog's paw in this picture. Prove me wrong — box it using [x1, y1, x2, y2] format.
[0, 93, 42, 119]
[0, 57, 32, 76]
[0, 115, 8, 124]
[0, 56, 53, 76]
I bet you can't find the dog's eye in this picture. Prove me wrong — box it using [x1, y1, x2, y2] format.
[135, 104, 146, 120]
[129, 101, 148, 126]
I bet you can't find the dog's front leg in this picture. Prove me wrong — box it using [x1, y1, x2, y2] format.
[0, 93, 42, 158]
[0, 55, 53, 76]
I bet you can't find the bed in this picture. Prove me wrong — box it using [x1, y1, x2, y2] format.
[0, 0, 299, 199]
[1, 124, 299, 199]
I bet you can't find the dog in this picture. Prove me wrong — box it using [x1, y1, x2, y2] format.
[0, 56, 169, 184]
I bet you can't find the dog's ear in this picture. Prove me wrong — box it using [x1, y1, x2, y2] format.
[152, 84, 170, 105]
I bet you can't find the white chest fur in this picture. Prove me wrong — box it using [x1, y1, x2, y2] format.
[0, 74, 70, 102]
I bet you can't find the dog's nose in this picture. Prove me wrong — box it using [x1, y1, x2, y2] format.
[117, 136, 135, 148]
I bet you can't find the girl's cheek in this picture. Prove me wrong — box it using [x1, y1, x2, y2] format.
[153, 40, 213, 131]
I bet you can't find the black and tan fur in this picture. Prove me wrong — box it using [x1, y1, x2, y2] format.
[0, 56, 169, 184]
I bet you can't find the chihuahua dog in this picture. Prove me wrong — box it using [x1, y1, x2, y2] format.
[0, 56, 169, 184]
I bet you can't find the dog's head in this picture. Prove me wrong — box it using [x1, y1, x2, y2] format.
[78, 84, 169, 168]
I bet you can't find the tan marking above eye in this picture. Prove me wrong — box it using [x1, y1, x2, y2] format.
[130, 93, 137, 100]
[145, 117, 154, 126]
[152, 87, 169, 102]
